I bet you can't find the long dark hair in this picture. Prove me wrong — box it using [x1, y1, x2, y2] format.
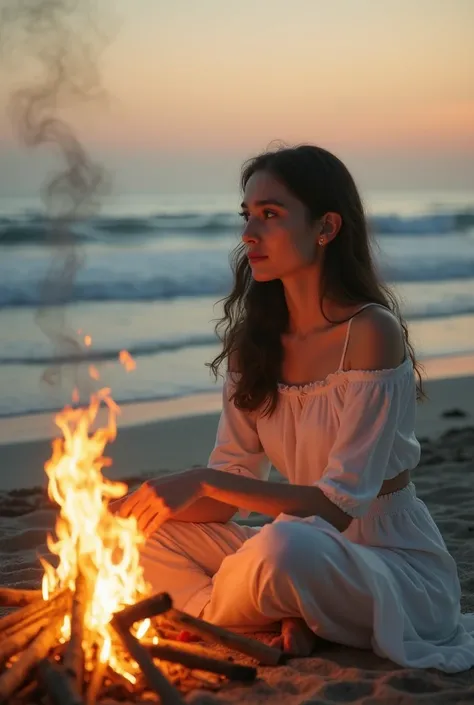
[209, 144, 425, 414]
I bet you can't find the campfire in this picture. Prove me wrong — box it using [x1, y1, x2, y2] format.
[0, 354, 284, 704]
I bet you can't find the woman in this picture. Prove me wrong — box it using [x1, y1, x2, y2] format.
[118, 145, 474, 671]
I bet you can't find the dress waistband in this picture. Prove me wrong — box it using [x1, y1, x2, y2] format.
[377, 468, 411, 497]
[364, 482, 418, 518]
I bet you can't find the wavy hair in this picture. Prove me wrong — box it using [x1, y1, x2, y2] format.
[209, 145, 425, 415]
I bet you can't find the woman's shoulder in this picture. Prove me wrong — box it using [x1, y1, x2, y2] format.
[345, 305, 406, 373]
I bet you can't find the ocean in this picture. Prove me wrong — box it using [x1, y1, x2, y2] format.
[1, 189, 474, 418]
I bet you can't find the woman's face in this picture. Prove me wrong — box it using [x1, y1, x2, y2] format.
[240, 170, 320, 282]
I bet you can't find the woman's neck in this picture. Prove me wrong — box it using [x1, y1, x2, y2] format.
[281, 264, 328, 337]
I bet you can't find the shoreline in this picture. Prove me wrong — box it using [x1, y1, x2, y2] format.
[1, 351, 474, 449]
[0, 354, 473, 492]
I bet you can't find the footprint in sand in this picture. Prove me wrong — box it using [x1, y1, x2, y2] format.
[384, 672, 444, 694]
[319, 679, 375, 700]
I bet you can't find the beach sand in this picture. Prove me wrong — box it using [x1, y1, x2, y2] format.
[0, 370, 473, 703]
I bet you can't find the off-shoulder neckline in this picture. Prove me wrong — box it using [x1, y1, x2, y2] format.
[277, 356, 413, 396]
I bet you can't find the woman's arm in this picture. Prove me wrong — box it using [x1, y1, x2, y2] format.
[113, 468, 241, 525]
[171, 471, 351, 528]
[202, 469, 352, 532]
[170, 496, 239, 523]
[117, 466, 351, 534]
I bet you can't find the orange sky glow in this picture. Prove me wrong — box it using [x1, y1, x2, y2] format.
[0, 0, 473, 194]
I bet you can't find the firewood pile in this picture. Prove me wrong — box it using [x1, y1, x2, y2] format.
[0, 586, 285, 705]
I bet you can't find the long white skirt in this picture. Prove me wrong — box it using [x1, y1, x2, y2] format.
[140, 483, 474, 673]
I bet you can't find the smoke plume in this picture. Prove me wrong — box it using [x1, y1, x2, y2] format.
[0, 0, 112, 393]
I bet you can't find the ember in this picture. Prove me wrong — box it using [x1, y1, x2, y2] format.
[0, 380, 284, 704]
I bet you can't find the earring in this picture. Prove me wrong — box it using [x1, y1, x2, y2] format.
[318, 236, 325, 246]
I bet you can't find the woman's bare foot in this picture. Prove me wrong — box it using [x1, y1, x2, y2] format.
[270, 618, 318, 656]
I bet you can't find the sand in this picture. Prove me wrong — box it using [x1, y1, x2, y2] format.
[0, 372, 473, 703]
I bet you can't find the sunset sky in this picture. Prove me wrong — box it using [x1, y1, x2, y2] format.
[0, 0, 473, 196]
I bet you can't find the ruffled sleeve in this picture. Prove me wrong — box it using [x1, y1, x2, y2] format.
[208, 372, 271, 516]
[315, 370, 415, 518]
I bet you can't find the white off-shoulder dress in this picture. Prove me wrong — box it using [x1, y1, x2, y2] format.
[140, 304, 474, 673]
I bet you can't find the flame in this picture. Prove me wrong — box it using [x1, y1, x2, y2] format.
[89, 364, 100, 380]
[119, 350, 136, 372]
[100, 635, 111, 663]
[42, 377, 152, 675]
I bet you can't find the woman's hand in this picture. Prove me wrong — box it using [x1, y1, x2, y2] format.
[113, 467, 210, 537]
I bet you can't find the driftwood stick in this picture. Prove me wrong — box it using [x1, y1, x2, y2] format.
[96, 665, 136, 703]
[190, 669, 222, 687]
[0, 616, 54, 666]
[85, 653, 108, 705]
[148, 640, 257, 681]
[37, 658, 85, 705]
[155, 623, 181, 640]
[0, 588, 42, 608]
[0, 588, 69, 636]
[163, 607, 286, 666]
[116, 592, 172, 628]
[0, 611, 63, 702]
[106, 663, 135, 689]
[111, 614, 185, 705]
[0, 596, 47, 635]
[9, 675, 41, 705]
[153, 637, 236, 660]
[2, 601, 71, 658]
[63, 570, 87, 689]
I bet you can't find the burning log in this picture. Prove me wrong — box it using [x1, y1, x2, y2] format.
[63, 569, 87, 689]
[153, 637, 239, 661]
[164, 606, 286, 666]
[116, 591, 172, 627]
[0, 611, 64, 702]
[0, 615, 57, 667]
[155, 620, 182, 640]
[0, 590, 70, 667]
[117, 591, 283, 667]
[85, 652, 108, 705]
[37, 657, 85, 705]
[0, 588, 69, 636]
[0, 588, 42, 608]
[189, 669, 223, 688]
[10, 675, 41, 705]
[84, 637, 112, 705]
[102, 665, 136, 699]
[111, 613, 185, 705]
[147, 640, 257, 681]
